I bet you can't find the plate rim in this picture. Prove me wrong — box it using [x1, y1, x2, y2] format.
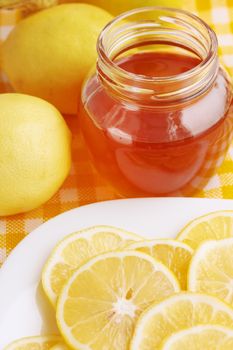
[1, 197, 233, 272]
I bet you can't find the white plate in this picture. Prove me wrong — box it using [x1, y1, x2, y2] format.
[0, 197, 233, 346]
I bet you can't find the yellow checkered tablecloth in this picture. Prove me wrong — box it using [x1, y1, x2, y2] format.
[0, 0, 233, 265]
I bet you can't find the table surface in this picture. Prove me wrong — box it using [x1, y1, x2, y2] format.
[0, 0, 233, 265]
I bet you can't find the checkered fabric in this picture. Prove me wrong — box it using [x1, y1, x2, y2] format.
[0, 0, 233, 265]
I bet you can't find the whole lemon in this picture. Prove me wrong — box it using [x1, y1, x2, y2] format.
[0, 93, 71, 216]
[60, 0, 189, 15]
[2, 4, 113, 115]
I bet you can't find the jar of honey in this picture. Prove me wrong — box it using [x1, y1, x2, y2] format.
[80, 7, 233, 197]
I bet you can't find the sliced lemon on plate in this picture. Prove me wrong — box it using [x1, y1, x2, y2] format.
[4, 336, 61, 350]
[42, 226, 142, 306]
[130, 292, 233, 350]
[188, 238, 233, 305]
[161, 325, 233, 350]
[129, 239, 193, 289]
[57, 250, 180, 350]
[177, 211, 233, 249]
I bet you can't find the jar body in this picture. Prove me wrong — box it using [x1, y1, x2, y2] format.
[80, 65, 233, 197]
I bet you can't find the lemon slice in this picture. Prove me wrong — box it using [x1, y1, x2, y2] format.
[130, 293, 233, 350]
[57, 250, 180, 350]
[3, 336, 61, 350]
[42, 226, 142, 306]
[188, 238, 233, 305]
[129, 239, 193, 289]
[161, 325, 233, 350]
[177, 211, 233, 249]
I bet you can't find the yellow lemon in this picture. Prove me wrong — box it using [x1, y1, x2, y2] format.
[3, 336, 62, 350]
[188, 238, 233, 306]
[161, 325, 233, 350]
[42, 226, 142, 306]
[60, 0, 191, 16]
[57, 251, 180, 350]
[177, 211, 233, 249]
[130, 293, 233, 349]
[0, 93, 71, 216]
[129, 239, 193, 289]
[2, 4, 113, 115]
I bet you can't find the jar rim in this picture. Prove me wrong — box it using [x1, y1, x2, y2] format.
[97, 6, 218, 84]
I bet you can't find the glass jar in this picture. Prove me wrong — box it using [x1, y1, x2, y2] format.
[80, 7, 233, 197]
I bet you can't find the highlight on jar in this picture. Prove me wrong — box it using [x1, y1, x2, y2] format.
[80, 7, 233, 198]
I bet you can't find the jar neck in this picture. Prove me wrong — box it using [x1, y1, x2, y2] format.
[97, 7, 219, 106]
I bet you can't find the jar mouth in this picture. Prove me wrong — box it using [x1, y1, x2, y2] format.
[97, 6, 218, 104]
